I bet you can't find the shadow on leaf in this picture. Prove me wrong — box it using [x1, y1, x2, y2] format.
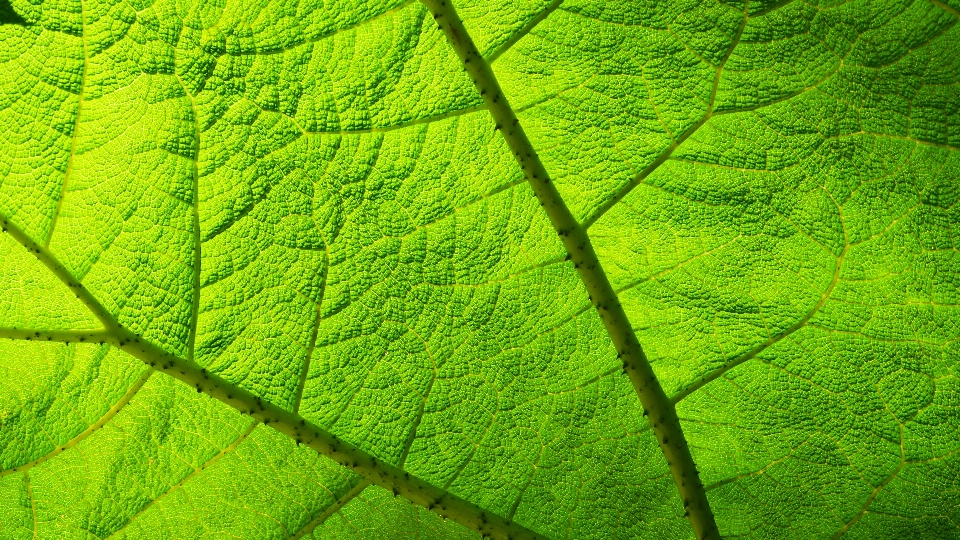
[0, 0, 27, 25]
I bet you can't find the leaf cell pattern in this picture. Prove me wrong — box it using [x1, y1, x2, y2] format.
[0, 0, 958, 538]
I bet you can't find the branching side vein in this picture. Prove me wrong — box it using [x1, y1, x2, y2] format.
[420, 1, 721, 538]
[0, 211, 545, 540]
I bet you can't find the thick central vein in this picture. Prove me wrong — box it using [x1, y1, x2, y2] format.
[420, 1, 720, 538]
[0, 212, 545, 540]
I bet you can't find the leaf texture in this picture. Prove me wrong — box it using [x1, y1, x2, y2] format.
[1, 0, 958, 538]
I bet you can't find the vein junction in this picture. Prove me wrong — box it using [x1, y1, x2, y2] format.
[0, 212, 545, 540]
[420, 1, 721, 538]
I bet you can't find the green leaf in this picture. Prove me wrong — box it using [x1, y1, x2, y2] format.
[1, 0, 958, 538]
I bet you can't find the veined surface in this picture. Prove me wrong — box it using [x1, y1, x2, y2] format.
[0, 0, 958, 538]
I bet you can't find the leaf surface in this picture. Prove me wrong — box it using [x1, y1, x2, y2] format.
[1, 0, 958, 538]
